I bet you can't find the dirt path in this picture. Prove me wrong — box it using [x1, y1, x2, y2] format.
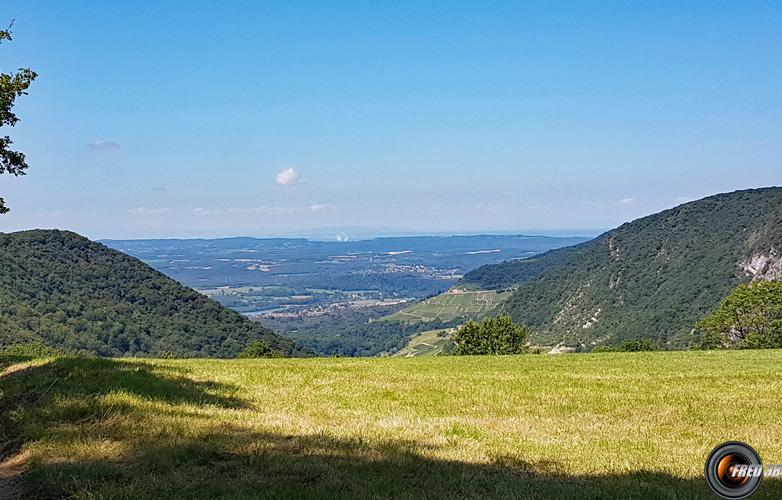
[0, 452, 28, 500]
[0, 362, 39, 499]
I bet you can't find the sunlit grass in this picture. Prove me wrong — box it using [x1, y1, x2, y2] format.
[2, 350, 782, 498]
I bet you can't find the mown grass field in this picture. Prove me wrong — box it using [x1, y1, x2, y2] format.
[2, 350, 782, 499]
[385, 290, 512, 322]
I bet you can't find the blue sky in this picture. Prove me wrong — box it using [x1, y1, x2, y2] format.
[1, 1, 780, 239]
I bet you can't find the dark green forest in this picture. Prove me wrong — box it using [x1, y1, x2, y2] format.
[460, 245, 582, 291]
[0, 230, 308, 357]
[463, 187, 782, 348]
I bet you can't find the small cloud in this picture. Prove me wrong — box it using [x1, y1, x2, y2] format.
[126, 207, 171, 215]
[581, 200, 607, 210]
[618, 197, 635, 205]
[86, 140, 121, 151]
[336, 233, 349, 242]
[193, 206, 304, 216]
[309, 203, 335, 213]
[275, 167, 300, 186]
[251, 206, 297, 214]
[152, 187, 167, 193]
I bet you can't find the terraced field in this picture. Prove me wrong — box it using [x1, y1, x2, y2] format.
[393, 329, 453, 357]
[385, 290, 512, 322]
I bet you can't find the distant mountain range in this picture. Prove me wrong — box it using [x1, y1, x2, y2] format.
[0, 230, 307, 357]
[462, 187, 782, 348]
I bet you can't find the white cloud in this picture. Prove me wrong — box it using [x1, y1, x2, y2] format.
[87, 140, 120, 151]
[126, 207, 171, 215]
[336, 233, 349, 242]
[193, 206, 304, 216]
[580, 200, 607, 210]
[618, 197, 635, 205]
[275, 167, 300, 186]
[251, 206, 297, 214]
[309, 203, 335, 212]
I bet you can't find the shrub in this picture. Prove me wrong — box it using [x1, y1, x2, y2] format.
[452, 315, 529, 355]
[693, 281, 782, 349]
[593, 337, 657, 353]
[0, 342, 64, 358]
[238, 340, 281, 359]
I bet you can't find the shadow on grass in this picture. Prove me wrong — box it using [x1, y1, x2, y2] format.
[21, 429, 782, 500]
[3, 356, 781, 499]
[0, 357, 247, 459]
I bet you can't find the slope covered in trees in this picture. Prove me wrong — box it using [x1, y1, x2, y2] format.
[462, 187, 782, 348]
[461, 245, 583, 290]
[0, 230, 308, 357]
[693, 281, 782, 349]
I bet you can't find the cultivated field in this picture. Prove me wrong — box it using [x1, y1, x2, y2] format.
[393, 329, 453, 357]
[385, 290, 512, 322]
[1, 350, 782, 499]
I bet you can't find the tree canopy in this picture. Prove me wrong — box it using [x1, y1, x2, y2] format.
[693, 281, 782, 349]
[452, 315, 529, 355]
[0, 21, 37, 214]
[237, 340, 282, 358]
[0, 230, 309, 358]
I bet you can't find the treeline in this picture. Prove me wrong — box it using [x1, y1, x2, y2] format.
[0, 230, 308, 358]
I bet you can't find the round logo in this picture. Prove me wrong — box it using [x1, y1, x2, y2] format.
[705, 442, 763, 499]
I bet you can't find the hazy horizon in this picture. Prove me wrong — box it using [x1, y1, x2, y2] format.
[89, 227, 604, 242]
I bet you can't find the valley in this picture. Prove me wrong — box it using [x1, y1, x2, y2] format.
[103, 235, 587, 317]
[102, 234, 587, 356]
[3, 5, 780, 498]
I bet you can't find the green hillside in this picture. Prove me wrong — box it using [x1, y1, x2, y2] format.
[0, 230, 307, 357]
[385, 289, 511, 322]
[461, 246, 582, 291]
[463, 187, 782, 348]
[2, 350, 781, 498]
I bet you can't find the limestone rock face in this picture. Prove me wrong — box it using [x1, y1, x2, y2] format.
[740, 247, 782, 281]
[548, 343, 576, 355]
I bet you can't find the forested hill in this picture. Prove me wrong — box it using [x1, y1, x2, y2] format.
[463, 187, 782, 348]
[0, 230, 308, 357]
[461, 244, 586, 290]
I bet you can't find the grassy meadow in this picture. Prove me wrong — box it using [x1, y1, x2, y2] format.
[2, 350, 782, 499]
